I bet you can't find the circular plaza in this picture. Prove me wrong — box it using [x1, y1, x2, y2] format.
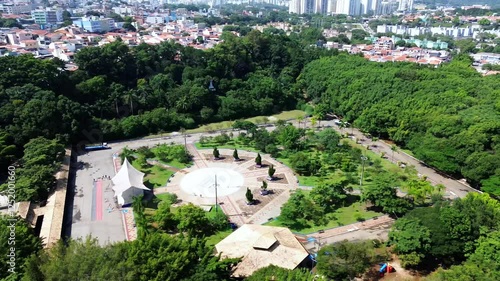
[180, 167, 244, 197]
[154, 147, 299, 225]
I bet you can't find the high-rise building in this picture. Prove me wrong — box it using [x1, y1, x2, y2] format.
[377, 0, 398, 15]
[289, 0, 302, 14]
[314, 0, 328, 14]
[398, 0, 413, 11]
[371, 0, 381, 14]
[336, 0, 361, 16]
[302, 0, 315, 14]
[327, 0, 337, 14]
[360, 0, 371, 14]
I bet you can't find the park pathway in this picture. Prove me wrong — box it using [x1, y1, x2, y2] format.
[218, 196, 245, 225]
[246, 190, 291, 225]
[186, 144, 208, 169]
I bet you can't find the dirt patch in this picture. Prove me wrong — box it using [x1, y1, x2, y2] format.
[236, 188, 284, 217]
[147, 159, 180, 172]
[256, 173, 288, 184]
[363, 256, 420, 281]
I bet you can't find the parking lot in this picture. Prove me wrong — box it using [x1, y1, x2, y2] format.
[69, 149, 126, 245]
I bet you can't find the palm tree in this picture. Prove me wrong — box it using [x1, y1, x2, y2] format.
[297, 115, 304, 129]
[310, 116, 317, 129]
[123, 90, 137, 115]
[339, 121, 348, 136]
[314, 114, 322, 128]
[120, 147, 134, 162]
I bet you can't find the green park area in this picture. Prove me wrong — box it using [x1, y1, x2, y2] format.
[133, 191, 233, 247]
[121, 144, 192, 189]
[266, 197, 382, 234]
[194, 121, 443, 234]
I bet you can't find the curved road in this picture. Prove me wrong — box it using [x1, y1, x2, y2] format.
[104, 118, 477, 199]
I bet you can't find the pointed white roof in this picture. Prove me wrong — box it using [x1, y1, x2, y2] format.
[112, 158, 149, 194]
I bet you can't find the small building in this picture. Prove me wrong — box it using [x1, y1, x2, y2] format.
[215, 224, 310, 278]
[111, 158, 150, 207]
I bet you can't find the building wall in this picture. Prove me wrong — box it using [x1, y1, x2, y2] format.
[31, 9, 62, 25]
[73, 17, 114, 33]
[336, 0, 361, 15]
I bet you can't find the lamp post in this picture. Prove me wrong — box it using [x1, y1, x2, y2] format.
[214, 174, 218, 212]
[360, 156, 368, 187]
[180, 127, 187, 148]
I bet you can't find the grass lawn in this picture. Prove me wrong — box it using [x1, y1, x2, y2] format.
[265, 201, 383, 234]
[195, 140, 261, 153]
[131, 159, 174, 189]
[206, 229, 233, 248]
[183, 110, 306, 135]
[160, 158, 190, 169]
[155, 193, 176, 202]
[297, 175, 322, 187]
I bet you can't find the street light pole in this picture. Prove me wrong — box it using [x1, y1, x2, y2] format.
[360, 156, 368, 187]
[180, 127, 187, 149]
[214, 174, 218, 212]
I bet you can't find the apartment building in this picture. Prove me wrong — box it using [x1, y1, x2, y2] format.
[72, 16, 115, 33]
[0, 3, 32, 14]
[31, 9, 62, 25]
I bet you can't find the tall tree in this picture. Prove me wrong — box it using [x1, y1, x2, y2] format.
[388, 218, 432, 267]
[316, 240, 375, 280]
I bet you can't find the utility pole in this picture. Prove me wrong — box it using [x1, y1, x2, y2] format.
[180, 127, 187, 149]
[360, 156, 368, 187]
[214, 174, 218, 212]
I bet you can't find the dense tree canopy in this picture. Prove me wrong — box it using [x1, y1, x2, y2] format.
[316, 240, 375, 280]
[389, 193, 500, 269]
[23, 234, 237, 281]
[0, 215, 42, 280]
[297, 54, 500, 193]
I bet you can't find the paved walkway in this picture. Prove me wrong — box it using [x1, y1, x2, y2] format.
[186, 144, 208, 168]
[307, 215, 394, 240]
[39, 149, 71, 248]
[112, 154, 137, 241]
[300, 215, 395, 252]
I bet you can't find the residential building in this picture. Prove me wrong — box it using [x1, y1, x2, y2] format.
[0, 3, 32, 14]
[289, 0, 323, 14]
[314, 0, 328, 14]
[327, 0, 338, 14]
[72, 16, 115, 33]
[377, 25, 474, 39]
[377, 0, 398, 15]
[398, 0, 413, 11]
[31, 9, 62, 26]
[336, 0, 361, 15]
[360, 0, 372, 14]
[146, 16, 166, 24]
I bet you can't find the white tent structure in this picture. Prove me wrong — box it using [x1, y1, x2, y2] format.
[112, 158, 150, 206]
